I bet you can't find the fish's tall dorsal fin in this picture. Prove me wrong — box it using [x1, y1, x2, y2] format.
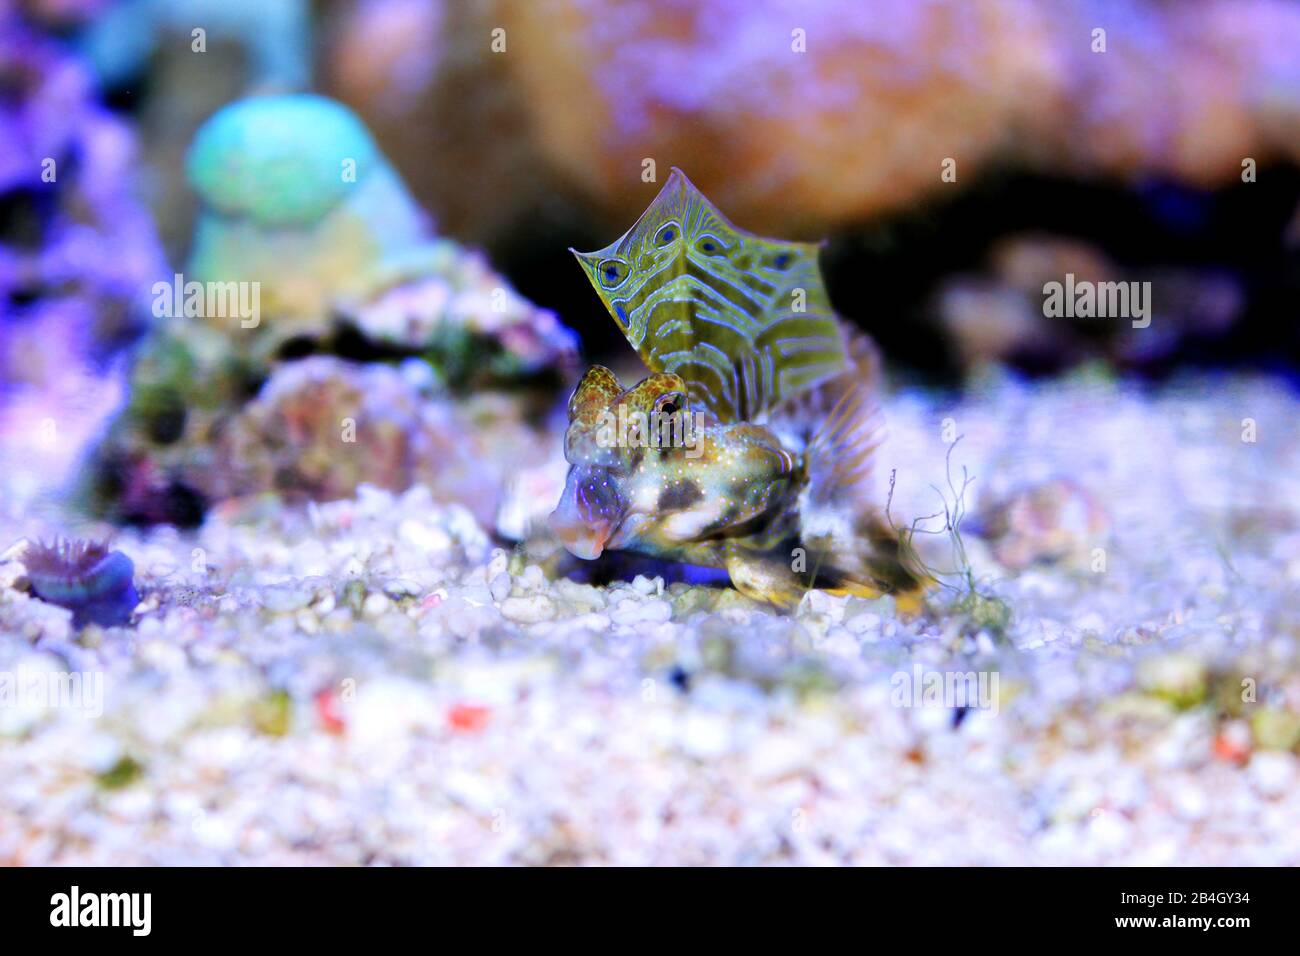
[571, 168, 847, 423]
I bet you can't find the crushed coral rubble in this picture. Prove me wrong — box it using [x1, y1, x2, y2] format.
[2, 372, 1300, 864]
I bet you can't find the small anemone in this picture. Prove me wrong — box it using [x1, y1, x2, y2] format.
[23, 538, 139, 629]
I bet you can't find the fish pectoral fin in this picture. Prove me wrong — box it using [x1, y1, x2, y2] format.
[724, 542, 931, 617]
[724, 546, 807, 611]
[801, 521, 934, 617]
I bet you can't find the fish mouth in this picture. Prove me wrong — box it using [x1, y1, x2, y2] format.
[549, 511, 613, 561]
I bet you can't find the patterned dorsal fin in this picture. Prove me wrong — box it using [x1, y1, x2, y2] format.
[571, 168, 847, 423]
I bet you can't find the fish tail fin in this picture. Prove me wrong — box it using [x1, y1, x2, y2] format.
[810, 516, 933, 616]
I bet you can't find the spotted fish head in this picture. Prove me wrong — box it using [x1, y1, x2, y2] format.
[552, 365, 704, 559]
[553, 365, 631, 559]
[561, 366, 691, 465]
[549, 464, 625, 560]
[562, 365, 624, 467]
[616, 371, 690, 423]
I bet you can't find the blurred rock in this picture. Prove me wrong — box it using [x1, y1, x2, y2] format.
[82, 95, 578, 533]
[974, 477, 1111, 571]
[319, 0, 567, 248]
[80, 0, 309, 92]
[932, 234, 1246, 374]
[78, 0, 313, 256]
[324, 0, 1300, 242]
[0, 9, 165, 378]
[211, 356, 546, 528]
[0, 6, 167, 504]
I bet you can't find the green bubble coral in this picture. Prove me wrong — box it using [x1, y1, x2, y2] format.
[187, 94, 382, 228]
[184, 94, 432, 334]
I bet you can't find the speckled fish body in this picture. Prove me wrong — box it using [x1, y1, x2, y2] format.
[552, 169, 925, 608]
[553, 370, 801, 563]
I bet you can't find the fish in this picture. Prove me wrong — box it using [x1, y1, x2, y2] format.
[549, 168, 927, 609]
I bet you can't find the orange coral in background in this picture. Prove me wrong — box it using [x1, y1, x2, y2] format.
[324, 0, 1300, 241]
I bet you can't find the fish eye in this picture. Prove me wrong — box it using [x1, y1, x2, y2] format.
[598, 259, 629, 290]
[654, 391, 685, 416]
[769, 251, 792, 270]
[654, 222, 680, 247]
[696, 234, 727, 256]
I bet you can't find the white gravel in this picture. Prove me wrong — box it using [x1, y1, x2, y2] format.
[1, 370, 1299, 864]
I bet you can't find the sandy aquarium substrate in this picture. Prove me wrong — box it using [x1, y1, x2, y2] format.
[2, 371, 1299, 865]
